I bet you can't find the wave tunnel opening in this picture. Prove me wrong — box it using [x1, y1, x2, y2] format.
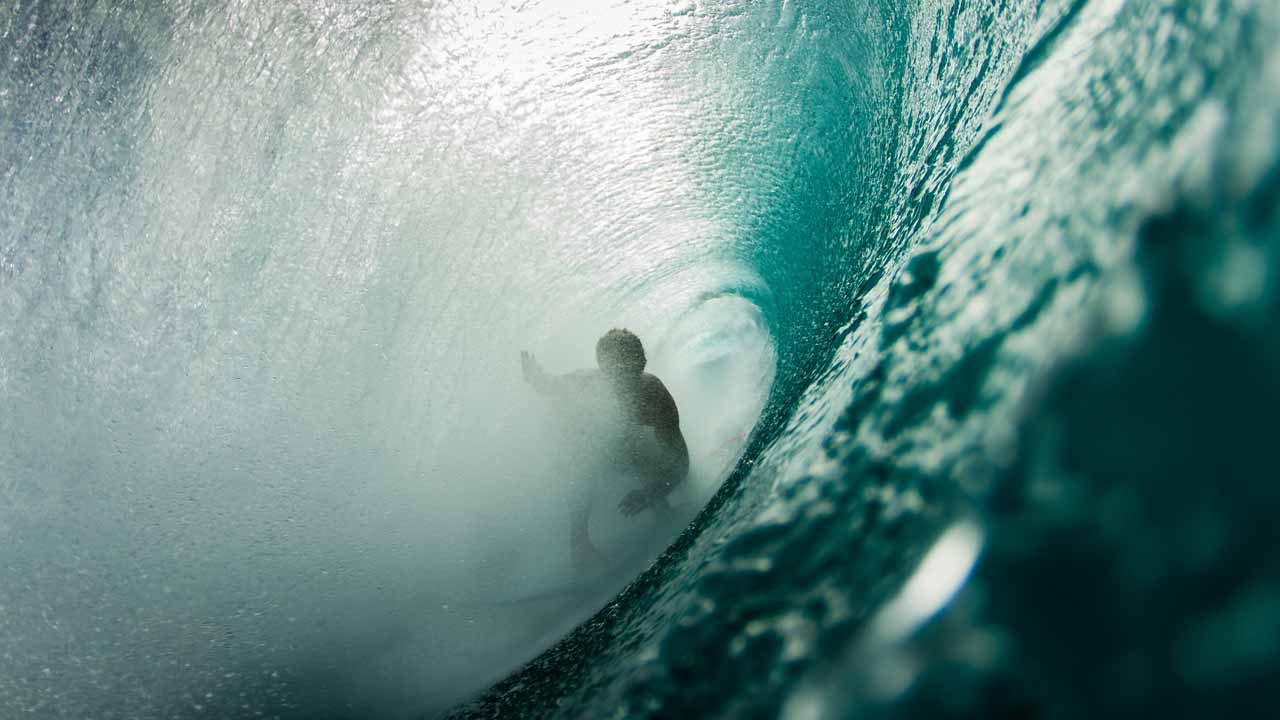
[1, 0, 876, 716]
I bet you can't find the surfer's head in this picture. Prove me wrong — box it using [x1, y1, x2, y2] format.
[596, 328, 645, 379]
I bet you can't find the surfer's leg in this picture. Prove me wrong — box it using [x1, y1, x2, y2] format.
[570, 487, 605, 570]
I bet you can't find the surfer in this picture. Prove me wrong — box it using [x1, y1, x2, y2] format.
[521, 329, 689, 569]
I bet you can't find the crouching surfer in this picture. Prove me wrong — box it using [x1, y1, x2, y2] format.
[521, 329, 689, 570]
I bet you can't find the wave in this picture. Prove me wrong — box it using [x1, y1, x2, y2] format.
[2, 0, 1278, 718]
[451, 0, 1280, 717]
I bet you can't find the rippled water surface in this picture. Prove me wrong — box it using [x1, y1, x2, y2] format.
[2, 0, 1278, 718]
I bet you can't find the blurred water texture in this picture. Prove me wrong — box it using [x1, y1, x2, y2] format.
[2, 0, 1278, 718]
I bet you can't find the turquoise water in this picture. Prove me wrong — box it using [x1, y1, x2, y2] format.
[2, 0, 1278, 718]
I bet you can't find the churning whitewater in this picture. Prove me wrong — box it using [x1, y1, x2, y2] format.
[4, 0, 1280, 718]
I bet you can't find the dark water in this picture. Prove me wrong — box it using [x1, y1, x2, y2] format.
[2, 0, 1278, 718]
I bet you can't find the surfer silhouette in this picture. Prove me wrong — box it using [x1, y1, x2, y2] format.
[521, 329, 689, 570]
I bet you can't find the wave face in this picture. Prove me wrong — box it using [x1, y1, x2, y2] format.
[2, 0, 1278, 718]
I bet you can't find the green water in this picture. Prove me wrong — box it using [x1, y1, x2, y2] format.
[1, 0, 1277, 718]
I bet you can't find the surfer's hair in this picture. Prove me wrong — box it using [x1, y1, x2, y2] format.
[596, 328, 646, 376]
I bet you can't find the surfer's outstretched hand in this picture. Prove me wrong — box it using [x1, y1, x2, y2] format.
[520, 350, 543, 384]
[618, 488, 652, 517]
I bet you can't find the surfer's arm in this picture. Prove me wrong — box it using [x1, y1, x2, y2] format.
[643, 375, 689, 482]
[520, 351, 577, 398]
[619, 376, 689, 516]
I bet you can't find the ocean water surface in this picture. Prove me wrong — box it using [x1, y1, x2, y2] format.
[2, 0, 1277, 718]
